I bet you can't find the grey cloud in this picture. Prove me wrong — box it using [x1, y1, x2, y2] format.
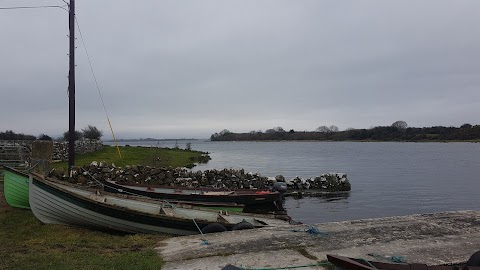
[1, 0, 479, 138]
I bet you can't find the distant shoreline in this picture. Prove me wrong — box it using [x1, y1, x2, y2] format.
[105, 139, 480, 143]
[105, 138, 202, 142]
[210, 124, 480, 142]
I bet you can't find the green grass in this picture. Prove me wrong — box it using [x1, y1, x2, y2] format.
[52, 145, 209, 169]
[0, 191, 167, 270]
[0, 146, 211, 269]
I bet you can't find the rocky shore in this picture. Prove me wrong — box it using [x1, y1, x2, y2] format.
[48, 162, 351, 192]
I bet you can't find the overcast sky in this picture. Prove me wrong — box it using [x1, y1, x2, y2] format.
[1, 0, 479, 139]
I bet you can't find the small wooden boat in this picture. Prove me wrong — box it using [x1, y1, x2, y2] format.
[3, 166, 30, 209]
[29, 173, 292, 235]
[326, 254, 480, 270]
[103, 181, 245, 212]
[103, 180, 282, 208]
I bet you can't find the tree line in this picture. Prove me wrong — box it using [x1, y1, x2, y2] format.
[210, 121, 480, 142]
[0, 125, 103, 141]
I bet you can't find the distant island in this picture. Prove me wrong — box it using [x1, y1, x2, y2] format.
[0, 130, 200, 143]
[210, 121, 480, 142]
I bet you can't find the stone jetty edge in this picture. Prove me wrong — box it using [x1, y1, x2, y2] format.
[158, 210, 480, 270]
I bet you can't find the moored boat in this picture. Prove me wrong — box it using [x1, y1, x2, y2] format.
[3, 166, 30, 209]
[103, 180, 282, 208]
[29, 173, 293, 235]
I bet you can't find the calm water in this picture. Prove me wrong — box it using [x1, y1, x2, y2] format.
[105, 140, 480, 224]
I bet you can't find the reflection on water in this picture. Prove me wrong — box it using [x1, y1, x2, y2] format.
[286, 191, 350, 201]
[323, 193, 350, 202]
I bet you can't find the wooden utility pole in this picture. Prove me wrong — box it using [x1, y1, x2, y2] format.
[68, 0, 75, 174]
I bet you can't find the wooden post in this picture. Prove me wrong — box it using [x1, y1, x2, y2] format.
[68, 0, 75, 175]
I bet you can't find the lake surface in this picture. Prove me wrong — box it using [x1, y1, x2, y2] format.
[105, 140, 480, 224]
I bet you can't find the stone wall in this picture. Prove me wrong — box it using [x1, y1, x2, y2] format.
[53, 140, 104, 161]
[0, 140, 103, 162]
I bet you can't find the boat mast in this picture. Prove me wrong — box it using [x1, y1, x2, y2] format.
[68, 0, 75, 175]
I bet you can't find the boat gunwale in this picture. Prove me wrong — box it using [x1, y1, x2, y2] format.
[30, 173, 283, 228]
[3, 165, 30, 209]
[104, 180, 281, 204]
[3, 166, 29, 178]
[107, 180, 278, 195]
[104, 181, 245, 207]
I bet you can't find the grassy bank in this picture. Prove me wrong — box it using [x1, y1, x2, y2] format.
[0, 184, 166, 270]
[52, 145, 209, 170]
[0, 146, 212, 269]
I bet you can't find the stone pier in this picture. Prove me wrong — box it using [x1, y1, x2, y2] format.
[158, 210, 480, 270]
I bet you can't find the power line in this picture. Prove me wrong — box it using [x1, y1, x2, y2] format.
[1, 2, 121, 157]
[0, 5, 67, 11]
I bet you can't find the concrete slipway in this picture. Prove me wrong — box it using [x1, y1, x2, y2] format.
[157, 210, 480, 270]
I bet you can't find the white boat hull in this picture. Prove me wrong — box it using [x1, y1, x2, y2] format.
[29, 174, 291, 235]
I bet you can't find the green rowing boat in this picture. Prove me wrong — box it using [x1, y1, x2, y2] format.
[3, 166, 30, 209]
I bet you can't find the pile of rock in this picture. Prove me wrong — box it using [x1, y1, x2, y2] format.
[286, 174, 351, 191]
[49, 161, 351, 192]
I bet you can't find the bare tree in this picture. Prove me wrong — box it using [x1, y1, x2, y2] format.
[82, 125, 103, 140]
[391, 121, 408, 130]
[329, 125, 339, 132]
[316, 126, 330, 133]
[274, 126, 285, 133]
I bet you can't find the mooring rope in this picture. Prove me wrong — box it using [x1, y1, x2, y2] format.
[357, 258, 377, 269]
[24, 159, 49, 172]
[81, 167, 224, 242]
[80, 167, 178, 207]
[74, 16, 122, 158]
[289, 225, 329, 236]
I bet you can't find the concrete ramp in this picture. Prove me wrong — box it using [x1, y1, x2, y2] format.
[157, 210, 480, 270]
